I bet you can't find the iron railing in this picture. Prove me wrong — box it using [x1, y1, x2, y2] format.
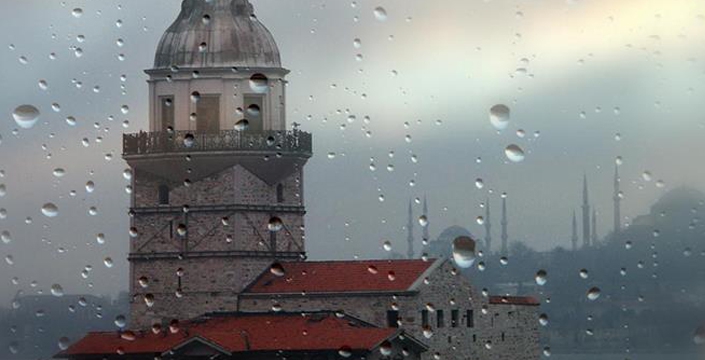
[123, 130, 312, 156]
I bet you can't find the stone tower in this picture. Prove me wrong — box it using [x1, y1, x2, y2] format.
[123, 0, 312, 328]
[571, 211, 578, 251]
[613, 165, 621, 233]
[484, 197, 492, 253]
[501, 195, 508, 255]
[582, 174, 591, 248]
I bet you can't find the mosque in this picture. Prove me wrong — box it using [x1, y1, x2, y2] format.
[56, 1, 540, 359]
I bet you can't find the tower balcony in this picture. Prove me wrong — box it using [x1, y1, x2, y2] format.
[123, 130, 312, 185]
[123, 130, 312, 157]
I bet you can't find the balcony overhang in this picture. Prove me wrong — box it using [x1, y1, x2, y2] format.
[123, 130, 312, 185]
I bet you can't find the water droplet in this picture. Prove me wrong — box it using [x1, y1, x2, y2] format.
[72, 8, 83, 18]
[249, 74, 269, 93]
[504, 144, 525, 162]
[579, 269, 589, 279]
[452, 236, 476, 268]
[535, 270, 548, 286]
[270, 263, 285, 277]
[41, 203, 59, 218]
[268, 217, 283, 232]
[58, 337, 71, 350]
[489, 104, 510, 130]
[539, 313, 549, 326]
[50, 284, 64, 297]
[104, 257, 114, 268]
[587, 287, 601, 301]
[383, 241, 393, 251]
[373, 7, 388, 21]
[114, 315, 127, 328]
[1, 231, 12, 244]
[418, 215, 428, 227]
[12, 105, 40, 129]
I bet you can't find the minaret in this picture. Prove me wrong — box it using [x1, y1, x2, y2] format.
[613, 165, 621, 233]
[484, 197, 492, 253]
[591, 208, 598, 246]
[406, 199, 415, 259]
[422, 196, 429, 245]
[124, 0, 312, 328]
[571, 211, 578, 251]
[582, 174, 591, 248]
[501, 195, 508, 255]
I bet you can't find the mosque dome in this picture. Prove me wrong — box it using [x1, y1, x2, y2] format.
[650, 186, 705, 216]
[427, 226, 475, 258]
[153, 0, 282, 70]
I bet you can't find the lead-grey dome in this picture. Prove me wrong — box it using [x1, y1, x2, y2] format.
[154, 0, 281, 69]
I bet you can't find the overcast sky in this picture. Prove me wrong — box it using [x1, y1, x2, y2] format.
[1, 0, 705, 304]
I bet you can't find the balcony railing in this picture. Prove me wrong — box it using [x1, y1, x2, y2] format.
[123, 130, 312, 156]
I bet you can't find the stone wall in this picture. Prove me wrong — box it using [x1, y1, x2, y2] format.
[129, 164, 306, 329]
[239, 260, 540, 360]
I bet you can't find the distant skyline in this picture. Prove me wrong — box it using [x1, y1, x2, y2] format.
[1, 0, 705, 305]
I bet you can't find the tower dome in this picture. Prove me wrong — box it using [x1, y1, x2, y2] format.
[154, 0, 281, 69]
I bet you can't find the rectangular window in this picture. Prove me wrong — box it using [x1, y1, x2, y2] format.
[277, 184, 284, 203]
[437, 309, 445, 328]
[466, 310, 474, 328]
[160, 96, 174, 132]
[421, 310, 429, 327]
[197, 95, 220, 133]
[451, 309, 459, 328]
[386, 311, 399, 328]
[244, 94, 264, 132]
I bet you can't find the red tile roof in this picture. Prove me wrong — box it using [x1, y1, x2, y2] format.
[489, 296, 540, 306]
[244, 259, 436, 294]
[57, 313, 402, 357]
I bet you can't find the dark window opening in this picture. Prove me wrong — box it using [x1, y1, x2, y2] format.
[473, 335, 477, 343]
[158, 185, 170, 205]
[437, 309, 445, 328]
[387, 310, 399, 328]
[451, 309, 459, 328]
[196, 95, 220, 133]
[466, 310, 474, 328]
[276, 184, 284, 203]
[421, 310, 429, 327]
[502, 332, 505, 342]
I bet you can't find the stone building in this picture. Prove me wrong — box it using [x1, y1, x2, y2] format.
[60, 1, 541, 359]
[239, 259, 539, 360]
[123, 0, 311, 328]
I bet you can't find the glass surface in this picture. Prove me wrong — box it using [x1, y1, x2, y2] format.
[0, 1, 704, 360]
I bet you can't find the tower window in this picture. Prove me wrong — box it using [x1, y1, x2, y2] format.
[451, 309, 459, 328]
[437, 309, 445, 328]
[158, 185, 170, 205]
[196, 95, 220, 133]
[276, 184, 284, 203]
[466, 310, 474, 328]
[421, 310, 429, 327]
[160, 96, 174, 132]
[386, 310, 399, 328]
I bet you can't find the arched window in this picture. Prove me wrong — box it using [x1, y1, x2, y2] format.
[276, 184, 284, 203]
[158, 185, 170, 205]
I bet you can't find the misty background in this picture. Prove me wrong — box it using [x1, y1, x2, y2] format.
[1, 0, 705, 307]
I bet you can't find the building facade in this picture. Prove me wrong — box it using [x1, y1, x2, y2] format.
[62, 1, 542, 359]
[124, 0, 312, 328]
[239, 259, 540, 360]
